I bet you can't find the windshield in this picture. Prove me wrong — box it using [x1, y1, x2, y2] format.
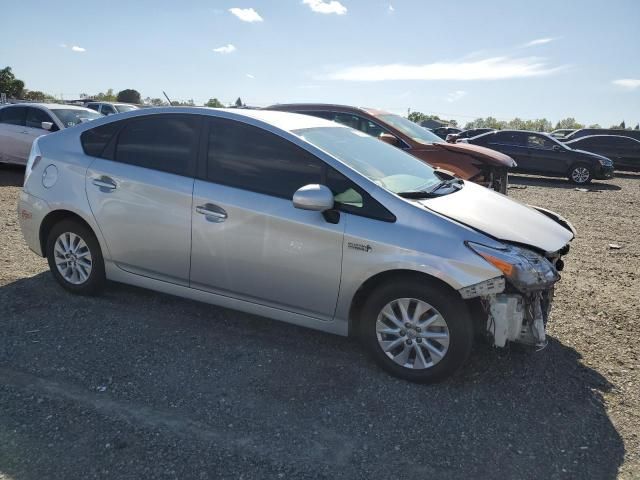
[51, 108, 102, 127]
[115, 104, 137, 113]
[294, 126, 441, 194]
[376, 114, 444, 145]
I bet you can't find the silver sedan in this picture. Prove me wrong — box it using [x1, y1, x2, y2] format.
[18, 107, 574, 383]
[0, 103, 102, 165]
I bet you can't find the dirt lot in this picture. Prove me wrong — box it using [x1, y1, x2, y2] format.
[0, 165, 638, 479]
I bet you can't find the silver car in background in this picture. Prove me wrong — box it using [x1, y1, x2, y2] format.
[85, 102, 139, 116]
[18, 107, 574, 382]
[0, 103, 102, 165]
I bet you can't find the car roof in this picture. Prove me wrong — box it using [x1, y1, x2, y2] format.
[266, 103, 390, 117]
[2, 103, 96, 111]
[567, 134, 640, 143]
[69, 106, 343, 134]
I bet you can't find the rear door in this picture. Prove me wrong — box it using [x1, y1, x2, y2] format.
[190, 117, 345, 319]
[85, 114, 201, 285]
[0, 106, 29, 164]
[486, 132, 530, 169]
[609, 137, 640, 169]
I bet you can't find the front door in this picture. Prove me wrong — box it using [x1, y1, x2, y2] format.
[190, 117, 344, 320]
[524, 134, 568, 175]
[0, 106, 30, 164]
[85, 114, 201, 285]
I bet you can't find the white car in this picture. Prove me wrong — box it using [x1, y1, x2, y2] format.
[0, 103, 102, 165]
[85, 102, 139, 116]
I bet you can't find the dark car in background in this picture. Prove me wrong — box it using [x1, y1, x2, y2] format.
[447, 128, 495, 143]
[465, 130, 614, 184]
[562, 128, 640, 142]
[267, 104, 515, 193]
[565, 135, 640, 172]
[431, 126, 462, 140]
[549, 129, 576, 139]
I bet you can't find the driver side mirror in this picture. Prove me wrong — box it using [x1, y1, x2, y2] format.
[41, 121, 53, 131]
[379, 133, 399, 146]
[292, 184, 334, 212]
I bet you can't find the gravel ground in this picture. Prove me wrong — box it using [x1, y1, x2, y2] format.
[0, 164, 638, 479]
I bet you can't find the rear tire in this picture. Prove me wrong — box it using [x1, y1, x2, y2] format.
[568, 163, 592, 184]
[46, 219, 106, 295]
[359, 280, 473, 383]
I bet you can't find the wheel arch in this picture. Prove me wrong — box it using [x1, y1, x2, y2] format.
[39, 209, 97, 257]
[348, 269, 461, 336]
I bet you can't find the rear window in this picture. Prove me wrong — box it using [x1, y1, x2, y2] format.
[0, 106, 27, 126]
[80, 121, 123, 157]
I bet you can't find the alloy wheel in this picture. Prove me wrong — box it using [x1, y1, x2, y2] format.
[571, 167, 590, 183]
[375, 298, 450, 369]
[54, 232, 93, 285]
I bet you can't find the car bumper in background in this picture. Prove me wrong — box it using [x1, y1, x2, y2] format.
[595, 165, 615, 179]
[17, 190, 49, 256]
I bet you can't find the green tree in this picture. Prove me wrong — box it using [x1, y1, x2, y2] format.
[172, 99, 195, 106]
[117, 89, 142, 104]
[635, 123, 639, 130]
[620, 120, 626, 129]
[0, 66, 25, 98]
[143, 97, 167, 106]
[235, 97, 244, 107]
[554, 117, 584, 130]
[22, 90, 57, 102]
[407, 111, 430, 123]
[205, 98, 224, 108]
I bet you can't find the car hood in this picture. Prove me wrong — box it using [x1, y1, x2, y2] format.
[571, 148, 611, 162]
[417, 182, 574, 252]
[434, 142, 517, 168]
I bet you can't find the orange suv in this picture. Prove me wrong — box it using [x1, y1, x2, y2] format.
[267, 104, 515, 193]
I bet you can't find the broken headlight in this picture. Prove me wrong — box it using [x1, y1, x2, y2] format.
[467, 242, 559, 293]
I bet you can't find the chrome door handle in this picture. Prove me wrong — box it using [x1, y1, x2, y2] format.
[92, 177, 117, 191]
[196, 204, 227, 222]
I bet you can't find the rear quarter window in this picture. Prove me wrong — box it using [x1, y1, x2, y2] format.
[80, 121, 124, 157]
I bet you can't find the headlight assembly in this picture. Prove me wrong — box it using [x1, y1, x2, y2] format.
[467, 242, 559, 293]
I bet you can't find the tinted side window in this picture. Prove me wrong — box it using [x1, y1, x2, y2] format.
[207, 118, 323, 198]
[26, 108, 56, 130]
[81, 120, 125, 157]
[301, 111, 334, 120]
[526, 134, 555, 149]
[86, 104, 99, 111]
[101, 104, 116, 115]
[326, 168, 395, 222]
[115, 115, 199, 176]
[0, 106, 27, 126]
[492, 132, 525, 146]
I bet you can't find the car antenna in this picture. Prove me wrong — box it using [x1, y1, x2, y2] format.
[162, 91, 174, 106]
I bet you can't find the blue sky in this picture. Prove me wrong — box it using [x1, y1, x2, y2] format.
[2, 0, 639, 126]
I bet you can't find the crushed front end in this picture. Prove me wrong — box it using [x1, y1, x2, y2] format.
[460, 242, 570, 349]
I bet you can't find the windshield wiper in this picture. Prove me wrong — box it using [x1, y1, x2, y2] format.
[397, 178, 464, 199]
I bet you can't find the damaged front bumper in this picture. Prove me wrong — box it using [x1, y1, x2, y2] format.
[460, 242, 570, 349]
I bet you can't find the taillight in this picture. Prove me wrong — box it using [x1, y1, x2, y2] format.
[24, 139, 42, 187]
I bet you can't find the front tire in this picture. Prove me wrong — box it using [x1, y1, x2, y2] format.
[359, 280, 474, 383]
[568, 163, 592, 184]
[46, 219, 106, 295]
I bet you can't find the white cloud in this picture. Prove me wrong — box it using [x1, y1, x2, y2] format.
[302, 0, 347, 15]
[246, 73, 255, 79]
[213, 44, 236, 54]
[229, 7, 263, 22]
[446, 90, 467, 102]
[523, 37, 555, 47]
[612, 79, 640, 90]
[325, 57, 564, 81]
[388, 4, 394, 12]
[71, 46, 86, 52]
